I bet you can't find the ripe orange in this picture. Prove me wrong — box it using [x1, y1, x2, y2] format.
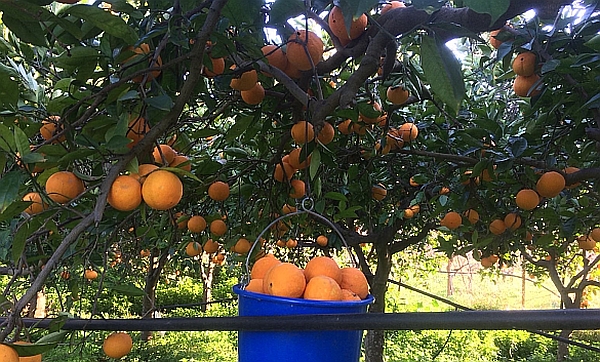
[203, 239, 219, 253]
[0, 344, 18, 362]
[45, 171, 85, 204]
[398, 122, 418, 142]
[263, 262, 306, 298]
[440, 211, 462, 230]
[578, 235, 596, 250]
[286, 30, 324, 71]
[187, 215, 207, 233]
[245, 278, 264, 293]
[304, 275, 343, 301]
[463, 209, 479, 224]
[102, 332, 133, 359]
[126, 116, 149, 149]
[261, 45, 288, 73]
[152, 144, 176, 165]
[291, 120, 315, 144]
[282, 204, 296, 214]
[353, 122, 369, 135]
[84, 269, 98, 280]
[339, 267, 369, 299]
[341, 289, 362, 301]
[232, 238, 251, 254]
[515, 189, 540, 210]
[503, 213, 522, 231]
[209, 219, 227, 236]
[512, 52, 537, 77]
[131, 164, 158, 184]
[202, 56, 226, 77]
[480, 255, 499, 268]
[381, 1, 405, 14]
[589, 228, 600, 242]
[563, 166, 580, 189]
[489, 29, 503, 49]
[289, 179, 306, 199]
[274, 162, 296, 182]
[536, 171, 565, 198]
[40, 116, 66, 143]
[141, 170, 183, 210]
[123, 43, 162, 83]
[283, 60, 303, 79]
[316, 122, 335, 145]
[288, 147, 312, 169]
[372, 183, 387, 201]
[208, 180, 230, 201]
[230, 67, 258, 91]
[241, 82, 265, 105]
[186, 241, 202, 257]
[285, 238, 298, 248]
[386, 86, 409, 105]
[359, 101, 382, 124]
[304, 256, 342, 284]
[337, 119, 353, 135]
[316, 235, 328, 247]
[23, 192, 47, 215]
[439, 186, 451, 195]
[489, 219, 507, 235]
[108, 175, 143, 212]
[328, 6, 367, 44]
[140, 249, 151, 257]
[169, 155, 192, 171]
[514, 74, 541, 97]
[251, 254, 281, 279]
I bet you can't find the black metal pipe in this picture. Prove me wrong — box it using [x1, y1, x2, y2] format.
[8, 309, 600, 331]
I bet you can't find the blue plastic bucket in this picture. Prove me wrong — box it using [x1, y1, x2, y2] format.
[233, 284, 374, 362]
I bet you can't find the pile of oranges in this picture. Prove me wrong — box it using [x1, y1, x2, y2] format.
[244, 254, 369, 302]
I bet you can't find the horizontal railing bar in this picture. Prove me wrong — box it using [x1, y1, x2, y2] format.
[6, 309, 600, 332]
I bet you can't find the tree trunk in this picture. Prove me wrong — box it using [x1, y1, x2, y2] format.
[447, 256, 453, 297]
[364, 242, 393, 362]
[141, 249, 170, 342]
[200, 257, 215, 313]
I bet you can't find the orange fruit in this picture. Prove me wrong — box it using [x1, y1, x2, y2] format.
[141, 170, 183, 210]
[403, 208, 415, 219]
[489, 29, 503, 49]
[489, 219, 507, 235]
[14, 341, 41, 362]
[328, 6, 367, 44]
[0, 344, 18, 362]
[480, 255, 499, 268]
[503, 213, 522, 231]
[108, 175, 143, 211]
[203, 239, 219, 253]
[202, 57, 225, 77]
[578, 235, 596, 250]
[341, 289, 362, 301]
[173, 212, 188, 229]
[515, 189, 540, 210]
[169, 155, 192, 171]
[241, 82, 265, 105]
[84, 269, 98, 280]
[372, 183, 387, 201]
[337, 119, 353, 135]
[283, 60, 302, 79]
[536, 171, 565, 198]
[245, 278, 265, 293]
[316, 235, 328, 247]
[589, 228, 600, 242]
[152, 144, 176, 165]
[274, 162, 296, 182]
[514, 74, 541, 97]
[285, 238, 298, 248]
[381, 1, 405, 14]
[563, 166, 580, 189]
[131, 164, 159, 184]
[126, 116, 149, 149]
[386, 86, 409, 105]
[286, 30, 324, 71]
[440, 211, 462, 230]
[288, 147, 312, 169]
[40, 116, 66, 143]
[289, 179, 306, 199]
[276, 239, 286, 247]
[123, 43, 162, 82]
[282, 204, 296, 214]
[304, 256, 342, 284]
[316, 122, 335, 145]
[186, 241, 202, 257]
[45, 171, 85, 204]
[439, 186, 450, 195]
[230, 67, 258, 91]
[22, 192, 47, 215]
[409, 176, 420, 187]
[210, 219, 227, 236]
[304, 275, 343, 301]
[291, 120, 315, 144]
[261, 45, 288, 73]
[187, 215, 207, 233]
[339, 267, 369, 299]
[102, 332, 133, 359]
[263, 262, 306, 297]
[359, 101, 382, 124]
[512, 52, 536, 77]
[233, 238, 252, 254]
[251, 254, 281, 279]
[208, 180, 230, 201]
[463, 209, 479, 224]
[353, 122, 369, 135]
[140, 249, 151, 257]
[398, 122, 418, 142]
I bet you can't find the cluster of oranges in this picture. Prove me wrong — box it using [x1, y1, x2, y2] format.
[245, 254, 369, 302]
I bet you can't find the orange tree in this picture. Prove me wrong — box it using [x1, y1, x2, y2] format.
[0, 0, 599, 360]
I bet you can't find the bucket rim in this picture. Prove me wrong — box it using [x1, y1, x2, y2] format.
[233, 284, 375, 307]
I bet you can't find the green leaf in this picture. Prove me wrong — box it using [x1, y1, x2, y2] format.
[421, 35, 465, 114]
[0, 73, 19, 110]
[0, 124, 16, 152]
[269, 0, 305, 24]
[55, 46, 99, 68]
[309, 148, 321, 180]
[13, 126, 30, 160]
[584, 33, 600, 51]
[463, 0, 510, 25]
[0, 201, 29, 222]
[0, 171, 24, 213]
[145, 95, 174, 111]
[222, 0, 263, 26]
[65, 5, 138, 44]
[13, 217, 43, 262]
[1, 14, 47, 46]
[226, 116, 253, 142]
[325, 192, 348, 202]
[337, 0, 379, 24]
